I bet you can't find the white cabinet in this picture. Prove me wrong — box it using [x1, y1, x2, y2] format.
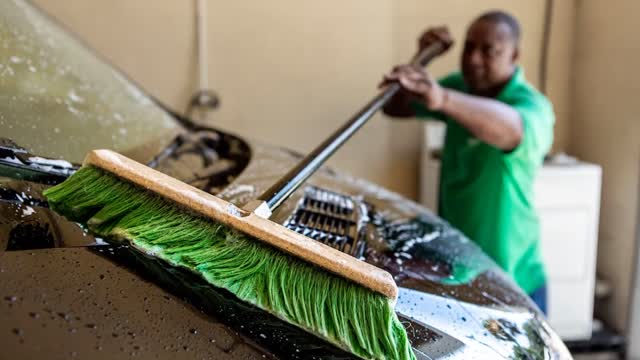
[419, 124, 602, 341]
[535, 163, 601, 341]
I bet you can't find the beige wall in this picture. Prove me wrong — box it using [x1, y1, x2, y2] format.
[33, 0, 570, 200]
[571, 0, 640, 332]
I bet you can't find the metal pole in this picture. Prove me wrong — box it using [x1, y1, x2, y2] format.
[196, 0, 208, 91]
[256, 43, 444, 213]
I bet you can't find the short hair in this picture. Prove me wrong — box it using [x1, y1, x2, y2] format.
[474, 10, 521, 44]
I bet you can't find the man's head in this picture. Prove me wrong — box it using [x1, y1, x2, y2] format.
[461, 11, 520, 95]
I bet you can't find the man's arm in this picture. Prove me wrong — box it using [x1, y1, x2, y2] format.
[382, 65, 522, 151]
[440, 89, 522, 150]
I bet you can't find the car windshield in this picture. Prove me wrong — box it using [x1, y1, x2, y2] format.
[0, 0, 180, 164]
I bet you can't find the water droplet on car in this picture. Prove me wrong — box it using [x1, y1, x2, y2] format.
[67, 105, 80, 115]
[67, 89, 85, 104]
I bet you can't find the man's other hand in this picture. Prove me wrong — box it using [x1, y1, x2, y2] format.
[419, 26, 454, 55]
[380, 65, 448, 111]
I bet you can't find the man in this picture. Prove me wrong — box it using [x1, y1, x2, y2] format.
[381, 11, 554, 314]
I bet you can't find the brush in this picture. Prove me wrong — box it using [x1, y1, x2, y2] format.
[43, 43, 446, 359]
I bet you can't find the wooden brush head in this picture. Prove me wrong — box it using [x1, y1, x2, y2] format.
[84, 149, 398, 301]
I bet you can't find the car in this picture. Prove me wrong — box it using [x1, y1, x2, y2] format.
[0, 1, 572, 359]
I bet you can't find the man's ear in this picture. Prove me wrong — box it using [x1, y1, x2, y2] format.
[512, 46, 520, 63]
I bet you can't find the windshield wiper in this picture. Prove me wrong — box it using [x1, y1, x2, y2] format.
[0, 140, 77, 185]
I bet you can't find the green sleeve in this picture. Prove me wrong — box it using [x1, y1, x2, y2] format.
[504, 92, 555, 162]
[411, 72, 465, 122]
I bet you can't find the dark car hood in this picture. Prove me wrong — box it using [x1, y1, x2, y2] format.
[214, 139, 572, 359]
[1, 134, 571, 359]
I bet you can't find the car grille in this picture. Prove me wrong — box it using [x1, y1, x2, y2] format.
[284, 186, 368, 259]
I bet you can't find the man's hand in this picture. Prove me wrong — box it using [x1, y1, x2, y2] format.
[418, 26, 454, 55]
[380, 65, 448, 111]
[380, 26, 453, 118]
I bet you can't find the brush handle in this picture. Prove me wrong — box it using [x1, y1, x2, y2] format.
[255, 42, 445, 213]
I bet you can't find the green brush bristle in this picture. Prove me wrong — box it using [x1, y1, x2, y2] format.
[43, 166, 415, 360]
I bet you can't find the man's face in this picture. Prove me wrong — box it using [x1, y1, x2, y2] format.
[461, 20, 518, 94]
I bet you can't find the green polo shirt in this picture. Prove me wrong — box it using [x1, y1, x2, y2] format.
[413, 67, 554, 294]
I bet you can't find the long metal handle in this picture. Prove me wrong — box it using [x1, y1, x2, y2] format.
[253, 43, 445, 214]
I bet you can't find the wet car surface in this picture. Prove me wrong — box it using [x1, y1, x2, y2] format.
[1, 137, 570, 359]
[0, 1, 571, 359]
